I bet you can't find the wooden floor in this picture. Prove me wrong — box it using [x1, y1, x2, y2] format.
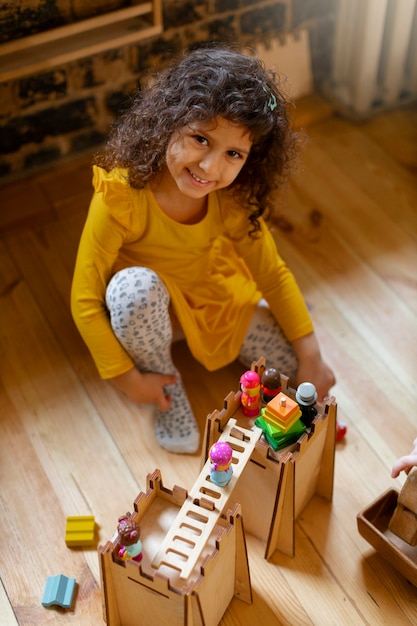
[1, 98, 416, 625]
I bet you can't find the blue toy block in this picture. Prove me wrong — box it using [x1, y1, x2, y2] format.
[42, 574, 76, 609]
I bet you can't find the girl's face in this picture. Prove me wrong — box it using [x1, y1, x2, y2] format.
[164, 117, 252, 199]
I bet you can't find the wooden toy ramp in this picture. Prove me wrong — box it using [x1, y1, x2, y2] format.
[151, 418, 262, 579]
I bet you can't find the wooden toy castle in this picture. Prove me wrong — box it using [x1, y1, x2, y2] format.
[99, 358, 337, 626]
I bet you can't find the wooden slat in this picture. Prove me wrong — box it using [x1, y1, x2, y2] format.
[0, 2, 162, 83]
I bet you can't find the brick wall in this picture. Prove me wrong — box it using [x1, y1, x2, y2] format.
[0, 0, 339, 182]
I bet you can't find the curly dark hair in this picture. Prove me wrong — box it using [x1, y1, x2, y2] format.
[95, 45, 301, 235]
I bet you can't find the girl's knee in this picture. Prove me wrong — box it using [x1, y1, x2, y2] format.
[106, 267, 169, 315]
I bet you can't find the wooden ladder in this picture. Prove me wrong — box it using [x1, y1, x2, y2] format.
[151, 419, 262, 579]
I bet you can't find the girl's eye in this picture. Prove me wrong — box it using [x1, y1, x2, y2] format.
[227, 150, 243, 159]
[194, 135, 208, 145]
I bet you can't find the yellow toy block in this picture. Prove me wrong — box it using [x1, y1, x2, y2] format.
[65, 515, 95, 547]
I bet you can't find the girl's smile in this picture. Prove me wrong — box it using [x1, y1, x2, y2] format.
[152, 117, 252, 223]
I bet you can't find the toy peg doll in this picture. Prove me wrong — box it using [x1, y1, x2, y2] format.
[261, 367, 282, 403]
[209, 442, 233, 487]
[295, 382, 318, 428]
[117, 513, 143, 562]
[296, 381, 347, 439]
[240, 370, 261, 417]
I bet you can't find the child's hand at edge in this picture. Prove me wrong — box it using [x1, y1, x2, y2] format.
[391, 437, 417, 478]
[110, 367, 177, 410]
[292, 332, 336, 401]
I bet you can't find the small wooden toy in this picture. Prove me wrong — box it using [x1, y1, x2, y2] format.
[260, 367, 281, 403]
[65, 515, 95, 547]
[336, 420, 347, 441]
[240, 370, 261, 416]
[41, 574, 76, 609]
[209, 441, 233, 486]
[255, 413, 306, 450]
[262, 391, 302, 433]
[295, 381, 318, 427]
[117, 513, 143, 562]
[389, 467, 417, 545]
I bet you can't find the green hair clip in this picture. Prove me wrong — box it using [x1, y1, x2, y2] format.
[263, 85, 277, 111]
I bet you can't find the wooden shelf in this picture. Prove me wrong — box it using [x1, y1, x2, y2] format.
[0, 1, 162, 83]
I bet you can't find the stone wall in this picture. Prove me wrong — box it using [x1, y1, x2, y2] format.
[0, 0, 339, 182]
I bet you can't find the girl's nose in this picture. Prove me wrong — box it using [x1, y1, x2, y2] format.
[199, 153, 220, 177]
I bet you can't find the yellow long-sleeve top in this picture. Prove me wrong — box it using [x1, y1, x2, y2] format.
[71, 166, 314, 379]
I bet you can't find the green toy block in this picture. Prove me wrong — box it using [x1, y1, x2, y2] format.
[255, 415, 306, 450]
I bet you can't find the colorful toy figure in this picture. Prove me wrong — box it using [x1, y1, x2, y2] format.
[295, 382, 318, 427]
[240, 370, 261, 417]
[296, 381, 347, 440]
[209, 442, 233, 487]
[117, 513, 143, 562]
[261, 367, 282, 403]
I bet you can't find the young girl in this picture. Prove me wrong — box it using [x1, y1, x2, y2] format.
[71, 46, 336, 455]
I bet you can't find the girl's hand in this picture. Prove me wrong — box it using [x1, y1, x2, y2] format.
[110, 367, 177, 410]
[292, 332, 336, 401]
[296, 357, 336, 402]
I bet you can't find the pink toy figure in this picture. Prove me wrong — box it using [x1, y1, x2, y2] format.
[240, 370, 261, 417]
[209, 442, 233, 487]
[117, 513, 143, 562]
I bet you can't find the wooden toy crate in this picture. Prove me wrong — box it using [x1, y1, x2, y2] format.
[357, 489, 417, 587]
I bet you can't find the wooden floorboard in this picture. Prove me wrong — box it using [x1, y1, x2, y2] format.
[0, 100, 416, 625]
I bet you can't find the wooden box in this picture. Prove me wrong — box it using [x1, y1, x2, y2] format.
[357, 489, 417, 587]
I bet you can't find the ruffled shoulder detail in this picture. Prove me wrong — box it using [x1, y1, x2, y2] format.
[92, 165, 137, 232]
[93, 165, 129, 197]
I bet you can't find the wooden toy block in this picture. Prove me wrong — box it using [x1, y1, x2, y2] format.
[357, 489, 417, 587]
[41, 574, 76, 609]
[262, 392, 302, 432]
[255, 414, 306, 450]
[99, 469, 252, 626]
[389, 467, 417, 545]
[65, 514, 95, 547]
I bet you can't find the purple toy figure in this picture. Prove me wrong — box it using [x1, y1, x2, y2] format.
[240, 370, 261, 417]
[117, 513, 143, 562]
[209, 442, 233, 487]
[261, 367, 282, 403]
